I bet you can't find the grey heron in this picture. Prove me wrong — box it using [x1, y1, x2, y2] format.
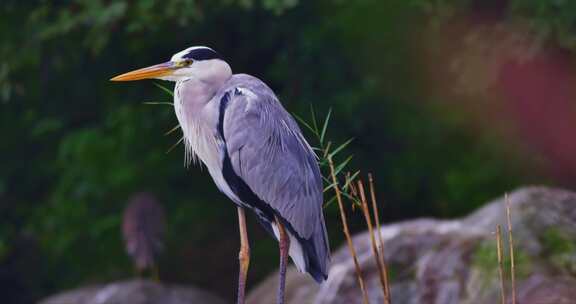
[111, 46, 330, 304]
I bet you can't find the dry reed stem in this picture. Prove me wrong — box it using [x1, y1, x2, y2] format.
[347, 172, 359, 211]
[505, 194, 516, 304]
[368, 173, 391, 304]
[357, 180, 388, 303]
[328, 157, 369, 304]
[496, 225, 507, 304]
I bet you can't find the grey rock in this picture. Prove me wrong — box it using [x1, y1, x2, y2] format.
[39, 279, 226, 304]
[247, 186, 576, 304]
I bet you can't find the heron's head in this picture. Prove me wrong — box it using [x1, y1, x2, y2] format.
[111, 46, 232, 83]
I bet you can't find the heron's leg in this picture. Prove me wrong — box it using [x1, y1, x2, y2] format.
[152, 264, 160, 282]
[275, 215, 290, 304]
[237, 207, 250, 304]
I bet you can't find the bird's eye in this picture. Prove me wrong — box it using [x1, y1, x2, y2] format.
[176, 59, 193, 67]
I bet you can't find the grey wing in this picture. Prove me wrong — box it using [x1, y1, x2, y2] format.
[222, 87, 323, 239]
[221, 85, 330, 281]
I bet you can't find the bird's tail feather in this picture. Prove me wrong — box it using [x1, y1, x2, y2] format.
[256, 213, 330, 283]
[300, 213, 330, 283]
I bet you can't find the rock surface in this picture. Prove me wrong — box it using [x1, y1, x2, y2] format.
[247, 186, 576, 304]
[39, 279, 226, 304]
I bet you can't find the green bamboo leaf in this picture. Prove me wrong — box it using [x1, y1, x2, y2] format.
[343, 170, 360, 190]
[323, 182, 338, 192]
[329, 138, 354, 158]
[309, 105, 319, 134]
[320, 108, 332, 144]
[164, 125, 181, 136]
[324, 195, 338, 208]
[334, 155, 353, 176]
[341, 191, 356, 201]
[342, 191, 362, 207]
[143, 101, 173, 106]
[154, 82, 174, 97]
[325, 191, 359, 208]
[322, 141, 332, 159]
[294, 113, 317, 134]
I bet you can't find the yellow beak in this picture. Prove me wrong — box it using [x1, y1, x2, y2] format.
[110, 62, 175, 81]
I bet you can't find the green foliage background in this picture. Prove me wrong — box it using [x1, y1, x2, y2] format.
[1, 0, 573, 302]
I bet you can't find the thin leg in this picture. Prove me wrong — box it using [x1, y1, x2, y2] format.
[152, 264, 160, 282]
[275, 215, 290, 304]
[134, 267, 142, 279]
[237, 207, 250, 304]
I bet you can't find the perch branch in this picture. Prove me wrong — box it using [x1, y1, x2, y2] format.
[328, 156, 369, 304]
[368, 173, 391, 304]
[505, 194, 516, 304]
[496, 224, 507, 304]
[358, 180, 388, 303]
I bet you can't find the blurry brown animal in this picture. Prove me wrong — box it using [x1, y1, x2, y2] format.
[122, 192, 165, 276]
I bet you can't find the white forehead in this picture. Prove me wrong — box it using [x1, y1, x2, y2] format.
[170, 46, 215, 61]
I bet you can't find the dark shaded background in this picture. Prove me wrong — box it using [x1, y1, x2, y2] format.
[2, 1, 576, 303]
